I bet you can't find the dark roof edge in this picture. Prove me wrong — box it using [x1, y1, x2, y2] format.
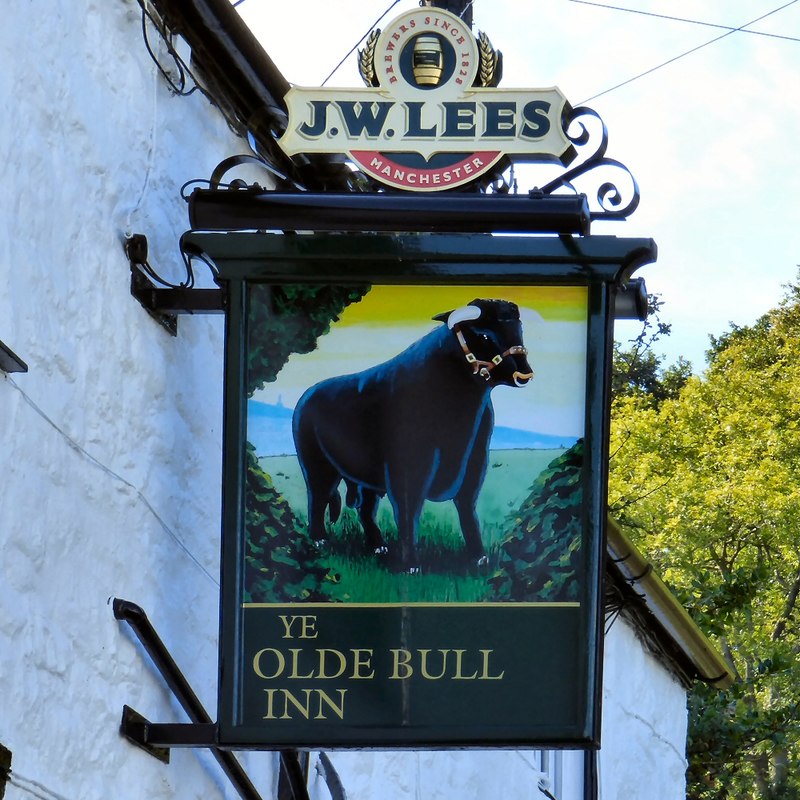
[147, 0, 356, 190]
[606, 518, 735, 689]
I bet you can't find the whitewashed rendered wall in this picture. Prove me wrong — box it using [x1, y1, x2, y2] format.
[310, 748, 584, 800]
[0, 2, 279, 798]
[598, 619, 689, 800]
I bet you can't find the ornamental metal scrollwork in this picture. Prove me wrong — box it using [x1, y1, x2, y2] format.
[540, 106, 640, 221]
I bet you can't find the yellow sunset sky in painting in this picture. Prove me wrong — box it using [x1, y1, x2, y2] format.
[336, 285, 588, 326]
[253, 285, 588, 438]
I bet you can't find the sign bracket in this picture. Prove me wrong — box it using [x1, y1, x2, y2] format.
[130, 267, 225, 331]
[126, 233, 225, 336]
[113, 598, 309, 800]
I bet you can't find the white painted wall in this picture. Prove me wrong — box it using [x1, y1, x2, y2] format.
[0, 2, 278, 798]
[309, 749, 583, 800]
[599, 620, 689, 800]
[0, 2, 688, 799]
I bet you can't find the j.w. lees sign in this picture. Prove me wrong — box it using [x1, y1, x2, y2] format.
[278, 8, 574, 190]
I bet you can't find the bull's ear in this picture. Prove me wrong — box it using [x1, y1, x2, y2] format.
[432, 310, 453, 324]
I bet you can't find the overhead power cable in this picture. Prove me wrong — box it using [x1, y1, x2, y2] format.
[321, 0, 403, 85]
[569, 0, 800, 43]
[579, 0, 799, 104]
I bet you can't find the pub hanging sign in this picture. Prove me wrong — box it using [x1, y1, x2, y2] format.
[190, 229, 660, 750]
[278, 7, 574, 191]
[185, 2, 658, 751]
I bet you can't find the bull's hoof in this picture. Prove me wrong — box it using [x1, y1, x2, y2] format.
[374, 545, 389, 556]
[476, 554, 489, 568]
[406, 565, 421, 575]
[310, 538, 328, 550]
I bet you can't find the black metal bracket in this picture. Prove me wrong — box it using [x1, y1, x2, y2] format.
[130, 267, 226, 336]
[0, 340, 28, 374]
[113, 598, 311, 800]
[126, 234, 225, 336]
[120, 705, 173, 764]
[0, 743, 11, 800]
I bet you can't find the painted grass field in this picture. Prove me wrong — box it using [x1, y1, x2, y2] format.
[262, 448, 565, 603]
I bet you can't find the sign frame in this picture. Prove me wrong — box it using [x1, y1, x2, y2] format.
[185, 229, 657, 750]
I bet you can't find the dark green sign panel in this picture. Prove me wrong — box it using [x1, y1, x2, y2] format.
[239, 604, 582, 744]
[189, 230, 656, 748]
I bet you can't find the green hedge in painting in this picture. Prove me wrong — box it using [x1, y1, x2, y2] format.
[244, 444, 340, 603]
[490, 439, 584, 602]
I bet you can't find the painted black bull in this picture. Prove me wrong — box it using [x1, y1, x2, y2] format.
[292, 299, 533, 569]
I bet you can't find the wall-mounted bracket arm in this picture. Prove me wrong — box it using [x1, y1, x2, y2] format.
[131, 268, 225, 321]
[126, 234, 225, 336]
[112, 598, 271, 800]
[0, 340, 28, 373]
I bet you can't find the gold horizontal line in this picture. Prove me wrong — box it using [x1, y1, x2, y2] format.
[241, 602, 581, 609]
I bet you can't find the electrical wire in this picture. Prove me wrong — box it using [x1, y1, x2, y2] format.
[5, 376, 219, 588]
[569, 0, 800, 44]
[137, 0, 247, 139]
[579, 0, 800, 104]
[139, 0, 197, 96]
[459, 0, 475, 20]
[321, 0, 404, 85]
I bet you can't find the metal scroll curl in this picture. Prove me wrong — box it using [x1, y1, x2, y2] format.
[540, 106, 640, 221]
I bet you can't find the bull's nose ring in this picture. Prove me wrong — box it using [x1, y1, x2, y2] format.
[513, 371, 534, 387]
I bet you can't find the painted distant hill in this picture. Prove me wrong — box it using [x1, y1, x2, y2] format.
[491, 425, 579, 451]
[247, 400, 579, 457]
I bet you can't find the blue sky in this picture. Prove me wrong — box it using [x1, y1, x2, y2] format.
[237, 0, 800, 372]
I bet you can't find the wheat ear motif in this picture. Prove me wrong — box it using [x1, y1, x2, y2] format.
[478, 31, 499, 87]
[358, 29, 380, 87]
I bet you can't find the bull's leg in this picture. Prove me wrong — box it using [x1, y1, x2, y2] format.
[306, 469, 341, 544]
[294, 406, 342, 544]
[357, 489, 387, 555]
[297, 451, 341, 544]
[453, 497, 485, 563]
[305, 482, 327, 543]
[454, 408, 492, 565]
[344, 479, 362, 509]
[385, 465, 431, 572]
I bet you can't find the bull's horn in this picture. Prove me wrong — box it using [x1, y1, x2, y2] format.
[440, 305, 482, 329]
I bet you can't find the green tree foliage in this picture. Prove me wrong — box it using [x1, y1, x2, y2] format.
[490, 440, 584, 602]
[612, 295, 692, 406]
[609, 280, 800, 799]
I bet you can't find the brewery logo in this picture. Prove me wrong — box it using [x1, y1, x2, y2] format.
[278, 8, 575, 191]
